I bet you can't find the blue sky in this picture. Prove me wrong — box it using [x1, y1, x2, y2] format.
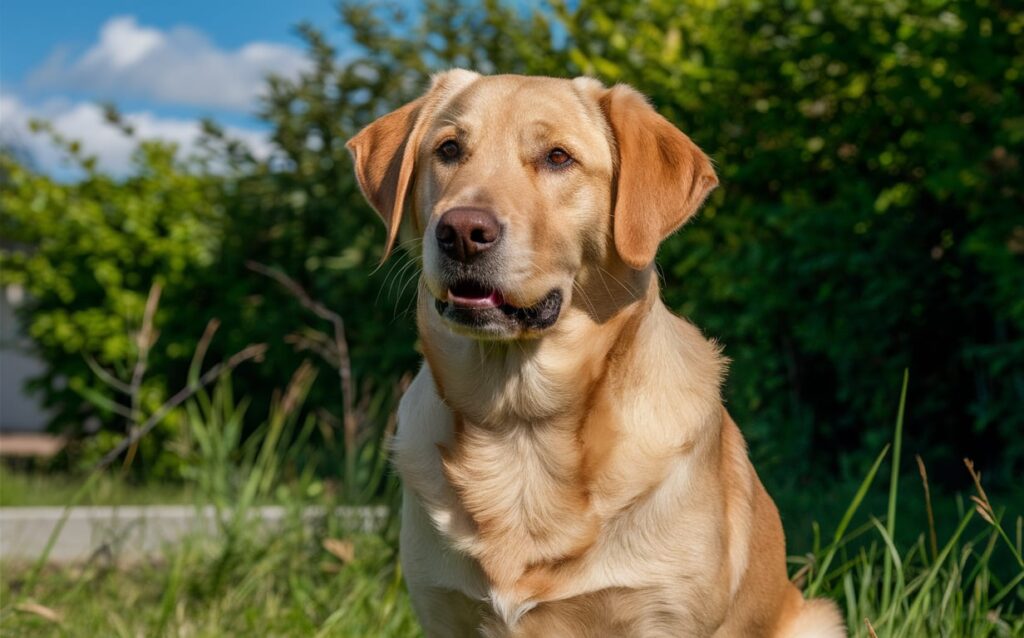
[0, 1, 358, 175]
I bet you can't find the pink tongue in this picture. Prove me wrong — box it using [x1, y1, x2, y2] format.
[448, 288, 504, 309]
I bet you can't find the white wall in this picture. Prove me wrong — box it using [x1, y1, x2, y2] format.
[0, 284, 52, 431]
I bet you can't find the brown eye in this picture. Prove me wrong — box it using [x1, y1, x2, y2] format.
[437, 139, 461, 162]
[546, 147, 573, 168]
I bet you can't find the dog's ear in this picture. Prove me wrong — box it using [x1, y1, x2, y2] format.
[347, 98, 424, 259]
[599, 84, 718, 270]
[347, 69, 479, 259]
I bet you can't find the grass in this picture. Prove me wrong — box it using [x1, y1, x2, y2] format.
[0, 531, 417, 637]
[1, 377, 1022, 636]
[793, 372, 1024, 637]
[1, 363, 416, 637]
[0, 465, 193, 507]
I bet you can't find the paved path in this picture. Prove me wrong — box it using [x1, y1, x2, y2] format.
[0, 505, 388, 561]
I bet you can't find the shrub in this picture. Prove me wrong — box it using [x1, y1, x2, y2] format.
[0, 139, 224, 478]
[511, 0, 1024, 484]
[3, 0, 1022, 489]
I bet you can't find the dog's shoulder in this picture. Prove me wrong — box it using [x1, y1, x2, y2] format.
[393, 365, 454, 501]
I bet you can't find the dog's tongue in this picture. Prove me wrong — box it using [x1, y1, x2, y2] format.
[448, 282, 504, 309]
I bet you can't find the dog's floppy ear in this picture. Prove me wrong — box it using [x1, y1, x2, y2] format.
[347, 69, 479, 259]
[347, 98, 424, 259]
[600, 85, 718, 270]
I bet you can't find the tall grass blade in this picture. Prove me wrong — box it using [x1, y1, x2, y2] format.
[882, 369, 909, 611]
[868, 516, 905, 631]
[807, 443, 890, 596]
[23, 471, 102, 590]
[156, 541, 188, 634]
[915, 454, 938, 563]
[905, 510, 975, 622]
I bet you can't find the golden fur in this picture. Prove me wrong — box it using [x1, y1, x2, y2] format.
[347, 70, 845, 637]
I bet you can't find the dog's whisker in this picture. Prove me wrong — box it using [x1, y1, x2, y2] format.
[596, 265, 634, 298]
[394, 269, 422, 316]
[380, 253, 419, 305]
[572, 279, 599, 319]
[376, 257, 408, 307]
[392, 256, 421, 297]
[394, 236, 424, 252]
[383, 257, 419, 310]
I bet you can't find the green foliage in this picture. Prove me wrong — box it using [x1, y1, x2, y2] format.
[3, 0, 1022, 489]
[0, 140, 225, 479]
[4, 4, 1022, 632]
[512, 0, 1024, 483]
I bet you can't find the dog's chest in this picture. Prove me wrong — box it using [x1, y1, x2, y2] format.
[426, 421, 610, 628]
[393, 360, 735, 632]
[439, 420, 599, 576]
[394, 377, 604, 609]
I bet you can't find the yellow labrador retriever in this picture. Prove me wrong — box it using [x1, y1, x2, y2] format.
[348, 70, 845, 637]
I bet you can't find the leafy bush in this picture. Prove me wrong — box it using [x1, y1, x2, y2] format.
[510, 0, 1024, 484]
[2, 0, 1022, 490]
[0, 139, 225, 478]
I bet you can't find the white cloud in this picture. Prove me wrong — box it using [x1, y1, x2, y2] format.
[28, 16, 308, 111]
[0, 93, 272, 177]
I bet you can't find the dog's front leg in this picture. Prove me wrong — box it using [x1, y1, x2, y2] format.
[400, 491, 489, 636]
[406, 584, 487, 638]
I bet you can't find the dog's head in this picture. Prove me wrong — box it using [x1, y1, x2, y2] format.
[348, 71, 716, 340]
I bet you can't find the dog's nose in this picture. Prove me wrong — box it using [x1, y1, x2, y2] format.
[435, 208, 502, 262]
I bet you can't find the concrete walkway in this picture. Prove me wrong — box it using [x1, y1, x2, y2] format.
[0, 505, 389, 561]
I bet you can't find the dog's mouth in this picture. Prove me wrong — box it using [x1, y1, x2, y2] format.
[447, 280, 506, 309]
[434, 280, 563, 336]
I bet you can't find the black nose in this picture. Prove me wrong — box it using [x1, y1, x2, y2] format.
[435, 207, 502, 262]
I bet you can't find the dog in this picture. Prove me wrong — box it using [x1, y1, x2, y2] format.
[347, 70, 845, 637]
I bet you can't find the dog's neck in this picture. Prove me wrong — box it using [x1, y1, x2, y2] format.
[417, 263, 655, 426]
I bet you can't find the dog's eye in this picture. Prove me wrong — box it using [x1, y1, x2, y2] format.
[437, 140, 462, 163]
[546, 148, 573, 168]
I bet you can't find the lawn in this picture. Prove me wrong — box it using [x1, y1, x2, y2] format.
[1, 531, 417, 637]
[1, 383, 1022, 637]
[0, 465, 194, 508]
[3, 472, 1022, 636]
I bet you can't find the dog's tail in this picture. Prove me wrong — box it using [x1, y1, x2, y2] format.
[776, 592, 846, 638]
